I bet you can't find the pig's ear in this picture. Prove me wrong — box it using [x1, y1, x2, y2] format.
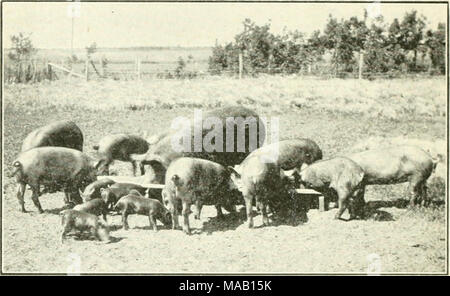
[227, 166, 241, 178]
[93, 160, 102, 169]
[300, 163, 309, 171]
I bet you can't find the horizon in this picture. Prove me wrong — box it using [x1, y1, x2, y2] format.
[3, 2, 447, 49]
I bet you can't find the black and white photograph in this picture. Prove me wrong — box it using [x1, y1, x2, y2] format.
[1, 0, 448, 275]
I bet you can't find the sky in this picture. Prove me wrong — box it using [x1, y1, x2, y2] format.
[2, 2, 447, 49]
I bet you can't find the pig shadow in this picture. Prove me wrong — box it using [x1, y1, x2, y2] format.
[200, 209, 248, 234]
[200, 205, 309, 233]
[63, 232, 124, 244]
[359, 199, 405, 222]
[45, 204, 75, 215]
[134, 224, 172, 231]
[106, 224, 123, 232]
[366, 199, 410, 210]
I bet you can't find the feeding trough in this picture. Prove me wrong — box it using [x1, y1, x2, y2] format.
[97, 176, 327, 211]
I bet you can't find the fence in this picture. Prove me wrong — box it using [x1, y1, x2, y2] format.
[3, 54, 442, 84]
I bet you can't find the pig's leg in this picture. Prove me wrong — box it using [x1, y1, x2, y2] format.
[30, 185, 44, 213]
[121, 206, 130, 230]
[244, 196, 254, 228]
[215, 205, 224, 219]
[148, 212, 158, 232]
[418, 181, 429, 207]
[408, 175, 423, 207]
[334, 188, 350, 220]
[61, 224, 71, 244]
[223, 203, 236, 214]
[194, 199, 202, 220]
[350, 187, 366, 220]
[131, 160, 137, 177]
[257, 199, 269, 226]
[64, 191, 70, 205]
[170, 201, 180, 230]
[171, 212, 179, 230]
[90, 226, 99, 241]
[181, 200, 191, 235]
[71, 190, 83, 205]
[102, 210, 108, 223]
[139, 162, 146, 176]
[16, 182, 26, 212]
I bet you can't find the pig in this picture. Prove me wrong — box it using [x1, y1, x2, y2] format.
[10, 147, 99, 213]
[21, 120, 84, 152]
[73, 199, 109, 222]
[347, 145, 437, 207]
[163, 157, 241, 234]
[80, 178, 116, 202]
[251, 138, 323, 170]
[133, 106, 266, 183]
[100, 183, 149, 209]
[228, 152, 295, 228]
[60, 209, 110, 243]
[286, 157, 365, 220]
[114, 194, 172, 231]
[93, 134, 149, 176]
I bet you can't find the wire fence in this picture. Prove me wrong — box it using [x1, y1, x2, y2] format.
[3, 57, 443, 84]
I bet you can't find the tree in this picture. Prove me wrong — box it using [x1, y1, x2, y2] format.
[398, 10, 427, 71]
[208, 45, 228, 74]
[322, 15, 368, 74]
[8, 32, 36, 61]
[425, 23, 446, 74]
[234, 19, 276, 74]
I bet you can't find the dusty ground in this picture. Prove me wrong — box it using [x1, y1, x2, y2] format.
[1, 77, 447, 274]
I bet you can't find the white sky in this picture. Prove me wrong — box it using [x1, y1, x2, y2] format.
[2, 2, 447, 49]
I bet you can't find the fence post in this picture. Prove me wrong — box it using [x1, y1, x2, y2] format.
[48, 63, 53, 81]
[85, 57, 89, 81]
[238, 52, 243, 79]
[358, 51, 364, 80]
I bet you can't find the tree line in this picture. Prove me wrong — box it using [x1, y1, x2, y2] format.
[208, 10, 446, 77]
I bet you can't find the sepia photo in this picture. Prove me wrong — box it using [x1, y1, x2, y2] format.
[1, 0, 448, 275]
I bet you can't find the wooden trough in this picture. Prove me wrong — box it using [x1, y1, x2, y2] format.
[97, 176, 327, 211]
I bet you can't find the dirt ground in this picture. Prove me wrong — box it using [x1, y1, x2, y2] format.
[2, 79, 447, 274]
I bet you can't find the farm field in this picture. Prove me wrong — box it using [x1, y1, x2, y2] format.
[6, 47, 212, 77]
[2, 76, 447, 274]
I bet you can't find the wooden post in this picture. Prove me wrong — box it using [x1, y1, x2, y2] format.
[85, 57, 89, 81]
[47, 63, 52, 81]
[319, 195, 326, 212]
[238, 52, 243, 79]
[358, 51, 364, 80]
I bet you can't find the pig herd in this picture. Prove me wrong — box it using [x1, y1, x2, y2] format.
[9, 106, 438, 242]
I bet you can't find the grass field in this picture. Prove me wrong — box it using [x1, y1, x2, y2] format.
[2, 76, 447, 273]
